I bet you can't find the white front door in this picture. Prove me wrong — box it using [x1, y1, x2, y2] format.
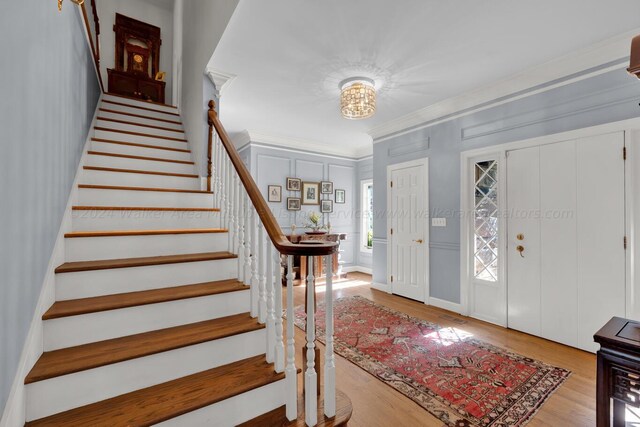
[506, 132, 626, 351]
[388, 160, 428, 302]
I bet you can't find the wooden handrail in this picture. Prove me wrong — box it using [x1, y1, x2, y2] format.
[207, 101, 337, 256]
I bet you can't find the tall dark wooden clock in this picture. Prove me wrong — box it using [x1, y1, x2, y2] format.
[107, 13, 166, 104]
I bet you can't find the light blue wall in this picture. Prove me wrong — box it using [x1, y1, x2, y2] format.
[373, 65, 640, 303]
[0, 2, 100, 414]
[242, 143, 360, 268]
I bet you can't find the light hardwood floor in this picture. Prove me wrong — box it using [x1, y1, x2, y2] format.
[290, 272, 596, 427]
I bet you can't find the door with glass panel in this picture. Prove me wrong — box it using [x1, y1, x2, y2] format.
[469, 157, 506, 326]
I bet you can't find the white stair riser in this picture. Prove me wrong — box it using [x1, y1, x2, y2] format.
[97, 119, 186, 139]
[77, 187, 212, 208]
[65, 232, 228, 262]
[44, 290, 250, 350]
[159, 379, 285, 427]
[26, 329, 266, 422]
[98, 109, 184, 131]
[94, 129, 187, 148]
[81, 169, 200, 191]
[102, 94, 178, 114]
[71, 209, 220, 231]
[86, 153, 195, 175]
[56, 258, 237, 300]
[91, 140, 192, 162]
[99, 101, 181, 121]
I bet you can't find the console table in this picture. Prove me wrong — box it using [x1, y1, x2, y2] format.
[594, 317, 640, 426]
[284, 233, 347, 285]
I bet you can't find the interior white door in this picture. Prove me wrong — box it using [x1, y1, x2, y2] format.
[389, 161, 428, 302]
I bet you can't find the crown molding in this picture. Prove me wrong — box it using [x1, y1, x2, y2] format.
[233, 129, 373, 159]
[370, 28, 639, 142]
[205, 67, 237, 97]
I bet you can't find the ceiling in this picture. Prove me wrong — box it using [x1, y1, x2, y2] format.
[209, 0, 640, 157]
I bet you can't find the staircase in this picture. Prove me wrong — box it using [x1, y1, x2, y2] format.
[21, 94, 352, 426]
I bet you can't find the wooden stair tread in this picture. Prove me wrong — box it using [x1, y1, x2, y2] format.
[94, 127, 188, 142]
[105, 92, 178, 109]
[78, 184, 212, 194]
[55, 251, 236, 273]
[239, 389, 353, 427]
[99, 108, 183, 125]
[91, 137, 191, 153]
[97, 117, 185, 133]
[72, 206, 219, 212]
[25, 315, 263, 384]
[101, 99, 180, 117]
[83, 165, 198, 178]
[43, 279, 247, 320]
[65, 228, 227, 238]
[87, 150, 194, 165]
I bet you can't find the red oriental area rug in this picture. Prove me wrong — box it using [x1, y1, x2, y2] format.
[294, 295, 570, 427]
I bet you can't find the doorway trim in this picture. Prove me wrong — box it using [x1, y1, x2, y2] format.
[460, 116, 640, 321]
[386, 157, 430, 303]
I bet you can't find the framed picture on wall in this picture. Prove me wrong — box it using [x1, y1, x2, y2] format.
[267, 185, 282, 202]
[321, 200, 333, 213]
[286, 177, 301, 191]
[335, 189, 346, 204]
[321, 181, 333, 194]
[302, 182, 320, 205]
[287, 197, 301, 211]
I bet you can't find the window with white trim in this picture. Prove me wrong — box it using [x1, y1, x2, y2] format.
[473, 160, 499, 282]
[361, 179, 373, 252]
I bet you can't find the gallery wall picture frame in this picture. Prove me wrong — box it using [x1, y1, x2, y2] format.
[287, 197, 301, 211]
[321, 181, 334, 194]
[302, 182, 320, 205]
[286, 177, 301, 191]
[267, 185, 282, 202]
[335, 189, 346, 204]
[321, 199, 333, 213]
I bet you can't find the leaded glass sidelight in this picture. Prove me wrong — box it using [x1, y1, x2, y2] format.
[474, 160, 498, 282]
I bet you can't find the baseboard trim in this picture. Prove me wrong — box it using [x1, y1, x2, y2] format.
[427, 297, 463, 314]
[342, 265, 372, 275]
[371, 282, 392, 293]
[0, 96, 102, 427]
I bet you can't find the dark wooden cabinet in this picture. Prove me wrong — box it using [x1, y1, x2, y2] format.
[107, 69, 165, 104]
[595, 317, 640, 426]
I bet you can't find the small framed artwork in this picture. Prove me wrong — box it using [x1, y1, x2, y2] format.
[302, 182, 320, 205]
[321, 181, 333, 194]
[321, 200, 333, 213]
[267, 185, 282, 202]
[286, 177, 301, 191]
[287, 197, 301, 211]
[335, 189, 346, 204]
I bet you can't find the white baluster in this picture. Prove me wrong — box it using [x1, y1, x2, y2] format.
[237, 186, 245, 282]
[324, 255, 336, 418]
[220, 150, 227, 233]
[266, 242, 275, 363]
[227, 158, 234, 250]
[274, 249, 285, 373]
[244, 193, 252, 287]
[215, 135, 223, 208]
[250, 208, 259, 318]
[285, 255, 298, 421]
[258, 221, 267, 323]
[305, 257, 317, 426]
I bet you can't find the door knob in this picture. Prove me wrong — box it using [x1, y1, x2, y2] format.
[516, 245, 525, 258]
[414, 239, 423, 244]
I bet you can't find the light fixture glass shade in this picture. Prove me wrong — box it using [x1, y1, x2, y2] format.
[340, 78, 376, 120]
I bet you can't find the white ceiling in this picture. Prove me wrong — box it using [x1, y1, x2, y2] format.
[209, 0, 640, 157]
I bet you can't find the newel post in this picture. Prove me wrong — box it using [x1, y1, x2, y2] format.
[206, 100, 215, 192]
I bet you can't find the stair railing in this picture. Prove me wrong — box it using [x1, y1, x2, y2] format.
[207, 100, 338, 425]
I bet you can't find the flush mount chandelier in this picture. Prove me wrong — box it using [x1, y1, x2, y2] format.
[340, 77, 376, 120]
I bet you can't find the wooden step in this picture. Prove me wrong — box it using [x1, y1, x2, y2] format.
[102, 99, 181, 117]
[87, 150, 194, 165]
[97, 117, 185, 133]
[26, 313, 261, 384]
[104, 92, 178, 109]
[25, 355, 283, 426]
[72, 206, 219, 212]
[99, 108, 183, 125]
[83, 165, 198, 178]
[43, 279, 246, 320]
[91, 138, 191, 153]
[55, 251, 236, 273]
[239, 389, 353, 427]
[78, 184, 211, 194]
[65, 228, 227, 238]
[94, 127, 187, 142]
